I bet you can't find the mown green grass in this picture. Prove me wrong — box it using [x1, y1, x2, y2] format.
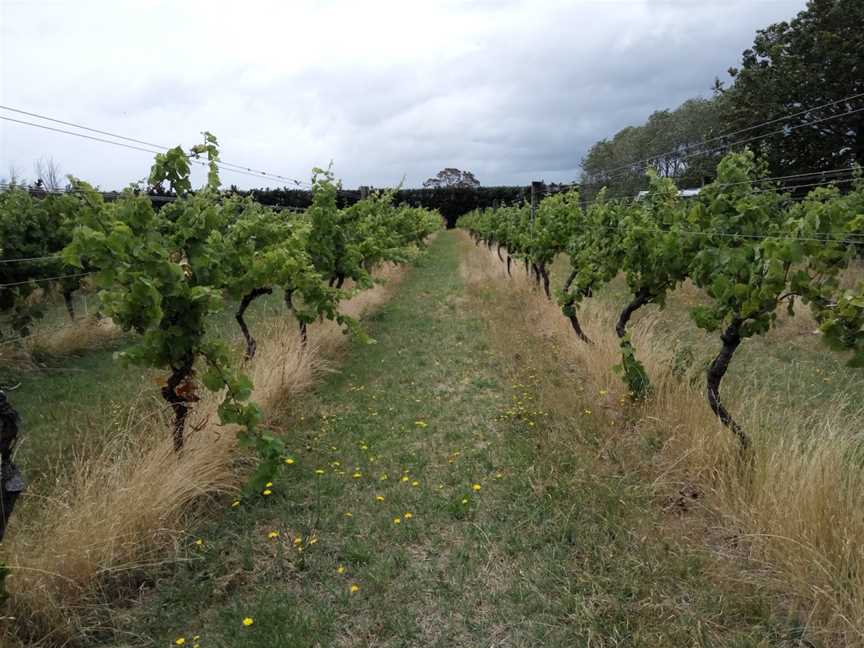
[108, 232, 799, 647]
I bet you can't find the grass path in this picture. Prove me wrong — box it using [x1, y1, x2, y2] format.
[131, 231, 792, 647]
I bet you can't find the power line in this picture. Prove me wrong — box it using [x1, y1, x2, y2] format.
[0, 112, 311, 187]
[595, 104, 864, 188]
[547, 166, 859, 194]
[0, 272, 91, 289]
[592, 91, 864, 179]
[0, 105, 311, 186]
[676, 105, 864, 167]
[1, 115, 161, 155]
[0, 254, 61, 265]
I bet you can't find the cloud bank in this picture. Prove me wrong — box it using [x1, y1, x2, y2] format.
[0, 0, 807, 189]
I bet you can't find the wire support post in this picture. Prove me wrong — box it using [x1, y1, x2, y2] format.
[530, 181, 543, 222]
[0, 390, 24, 543]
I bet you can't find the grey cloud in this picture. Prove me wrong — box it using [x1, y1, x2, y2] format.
[0, 0, 808, 189]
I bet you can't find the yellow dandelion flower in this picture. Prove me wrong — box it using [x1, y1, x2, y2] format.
[583, 409, 592, 415]
[414, 420, 428, 428]
[315, 469, 325, 475]
[293, 537, 303, 545]
[267, 531, 279, 539]
[380, 474, 388, 481]
[375, 495, 385, 502]
[242, 617, 254, 627]
[331, 461, 341, 467]
[284, 457, 295, 465]
[404, 512, 413, 519]
[411, 480, 420, 487]
[393, 517, 401, 525]
[353, 471, 362, 479]
[401, 476, 409, 483]
[360, 444, 369, 450]
[265, 482, 273, 488]
[495, 473, 503, 479]
[350, 584, 360, 593]
[337, 565, 346, 574]
[262, 489, 272, 496]
[472, 483, 481, 492]
[194, 539, 204, 546]
[308, 536, 318, 545]
[175, 638, 186, 646]
[231, 500, 241, 507]
[461, 498, 469, 505]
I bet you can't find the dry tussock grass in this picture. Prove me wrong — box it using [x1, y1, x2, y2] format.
[2, 264, 408, 646]
[26, 316, 121, 358]
[0, 316, 120, 374]
[460, 232, 864, 645]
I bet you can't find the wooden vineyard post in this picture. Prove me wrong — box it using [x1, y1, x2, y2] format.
[0, 390, 24, 542]
[530, 181, 543, 222]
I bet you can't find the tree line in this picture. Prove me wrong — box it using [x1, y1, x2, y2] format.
[581, 0, 864, 201]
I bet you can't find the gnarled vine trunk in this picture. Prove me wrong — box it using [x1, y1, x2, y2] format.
[162, 353, 195, 452]
[284, 286, 308, 347]
[236, 286, 273, 360]
[62, 289, 76, 321]
[496, 244, 504, 262]
[506, 255, 512, 277]
[615, 287, 651, 339]
[538, 264, 551, 299]
[706, 318, 750, 450]
[562, 270, 592, 344]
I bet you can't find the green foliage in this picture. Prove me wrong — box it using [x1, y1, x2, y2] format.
[56, 134, 442, 486]
[581, 97, 722, 200]
[461, 149, 864, 444]
[63, 135, 277, 478]
[0, 184, 90, 337]
[721, 0, 864, 177]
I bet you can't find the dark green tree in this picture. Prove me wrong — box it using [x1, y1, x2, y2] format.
[720, 0, 864, 179]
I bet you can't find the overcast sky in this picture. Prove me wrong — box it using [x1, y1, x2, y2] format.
[1, 0, 807, 190]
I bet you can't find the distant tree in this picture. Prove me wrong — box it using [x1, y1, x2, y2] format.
[719, 0, 864, 178]
[580, 98, 722, 200]
[33, 157, 64, 192]
[423, 168, 481, 189]
[3, 165, 23, 188]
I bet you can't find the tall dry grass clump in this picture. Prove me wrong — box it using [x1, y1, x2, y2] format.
[460, 232, 864, 645]
[25, 316, 121, 359]
[2, 264, 407, 646]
